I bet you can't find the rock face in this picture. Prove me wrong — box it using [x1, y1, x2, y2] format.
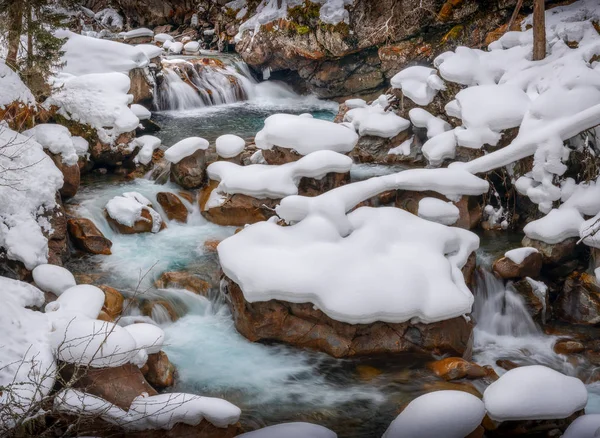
[492, 252, 543, 279]
[156, 192, 188, 222]
[521, 236, 581, 265]
[511, 279, 549, 324]
[223, 278, 473, 358]
[129, 68, 154, 107]
[554, 272, 600, 325]
[67, 218, 113, 255]
[170, 149, 207, 190]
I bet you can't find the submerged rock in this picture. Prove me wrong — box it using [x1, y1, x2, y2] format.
[428, 357, 487, 381]
[155, 271, 210, 296]
[67, 217, 113, 255]
[223, 278, 473, 359]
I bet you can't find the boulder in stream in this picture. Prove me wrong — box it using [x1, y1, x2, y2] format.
[156, 192, 188, 223]
[67, 217, 113, 255]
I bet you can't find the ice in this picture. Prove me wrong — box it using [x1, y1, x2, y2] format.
[483, 365, 588, 421]
[164, 137, 210, 163]
[383, 391, 485, 438]
[504, 247, 539, 264]
[207, 150, 352, 200]
[94, 8, 123, 30]
[32, 264, 76, 296]
[23, 124, 79, 166]
[391, 66, 445, 106]
[417, 197, 460, 226]
[238, 422, 337, 437]
[216, 134, 246, 158]
[255, 113, 358, 155]
[315, 0, 353, 25]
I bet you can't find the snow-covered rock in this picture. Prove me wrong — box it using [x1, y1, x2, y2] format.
[383, 390, 485, 438]
[483, 365, 588, 421]
[132, 135, 162, 165]
[131, 103, 151, 120]
[184, 41, 201, 53]
[23, 124, 79, 166]
[32, 264, 76, 296]
[164, 137, 210, 163]
[238, 422, 337, 438]
[123, 28, 154, 40]
[45, 284, 105, 319]
[105, 192, 163, 234]
[417, 197, 460, 226]
[154, 33, 174, 43]
[123, 323, 165, 355]
[216, 134, 245, 158]
[345, 101, 410, 139]
[562, 414, 600, 438]
[391, 66, 445, 106]
[0, 59, 35, 109]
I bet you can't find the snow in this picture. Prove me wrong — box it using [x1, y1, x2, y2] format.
[0, 277, 55, 426]
[256, 113, 358, 155]
[136, 44, 163, 60]
[123, 323, 165, 355]
[409, 108, 451, 139]
[523, 208, 584, 244]
[45, 72, 140, 145]
[56, 30, 149, 76]
[94, 8, 123, 30]
[72, 136, 89, 156]
[206, 150, 352, 201]
[184, 41, 201, 53]
[52, 318, 139, 368]
[164, 137, 210, 163]
[483, 365, 588, 421]
[391, 66, 446, 106]
[154, 33, 174, 43]
[417, 197, 460, 226]
[132, 135, 162, 165]
[219, 206, 479, 324]
[382, 391, 485, 438]
[580, 212, 600, 248]
[563, 414, 600, 438]
[46, 285, 105, 320]
[216, 134, 245, 158]
[345, 99, 410, 138]
[238, 423, 337, 438]
[123, 28, 154, 40]
[315, 0, 353, 25]
[345, 98, 367, 109]
[169, 42, 184, 54]
[388, 137, 413, 156]
[105, 192, 163, 233]
[0, 126, 63, 270]
[131, 104, 151, 120]
[22, 124, 79, 166]
[32, 264, 76, 296]
[505, 247, 539, 264]
[0, 59, 35, 108]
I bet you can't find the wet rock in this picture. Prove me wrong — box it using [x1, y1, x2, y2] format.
[67, 218, 113, 255]
[298, 171, 350, 197]
[90, 132, 139, 168]
[141, 351, 176, 388]
[553, 339, 585, 355]
[99, 285, 125, 320]
[493, 252, 543, 279]
[554, 272, 600, 325]
[428, 357, 487, 381]
[49, 153, 80, 199]
[156, 192, 188, 222]
[106, 207, 163, 234]
[170, 148, 207, 190]
[137, 117, 161, 135]
[223, 277, 473, 359]
[355, 365, 383, 381]
[511, 278, 549, 324]
[44, 202, 69, 266]
[496, 359, 520, 371]
[483, 411, 583, 437]
[129, 68, 154, 107]
[421, 380, 482, 399]
[155, 271, 211, 296]
[521, 237, 581, 265]
[203, 239, 221, 252]
[261, 146, 302, 165]
[126, 422, 243, 438]
[141, 299, 179, 322]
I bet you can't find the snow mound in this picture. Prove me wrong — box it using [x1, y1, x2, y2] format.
[238, 422, 337, 438]
[105, 192, 163, 233]
[94, 8, 123, 30]
[123, 28, 154, 40]
[154, 33, 174, 43]
[255, 113, 358, 155]
[32, 264, 76, 296]
[184, 41, 201, 53]
[219, 206, 479, 324]
[563, 414, 600, 438]
[132, 135, 162, 165]
[391, 66, 445, 106]
[0, 127, 63, 269]
[123, 323, 165, 354]
[504, 247, 538, 264]
[0, 59, 35, 108]
[206, 150, 352, 201]
[45, 285, 105, 320]
[344, 97, 410, 138]
[409, 108, 451, 139]
[131, 103, 151, 120]
[383, 390, 485, 438]
[483, 365, 588, 421]
[23, 124, 79, 166]
[136, 44, 163, 60]
[418, 197, 460, 226]
[216, 134, 245, 158]
[164, 137, 210, 163]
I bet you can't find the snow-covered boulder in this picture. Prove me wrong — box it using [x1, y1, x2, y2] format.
[132, 135, 161, 166]
[165, 137, 210, 190]
[45, 284, 105, 319]
[483, 365, 587, 421]
[238, 422, 337, 438]
[417, 197, 460, 226]
[183, 41, 201, 54]
[383, 390, 485, 438]
[391, 66, 446, 106]
[123, 323, 165, 355]
[563, 414, 600, 438]
[0, 59, 35, 111]
[492, 247, 542, 279]
[216, 134, 245, 159]
[32, 264, 76, 296]
[105, 192, 164, 234]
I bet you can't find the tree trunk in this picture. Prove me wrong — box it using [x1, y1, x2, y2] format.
[507, 0, 524, 31]
[26, 1, 33, 71]
[6, 1, 24, 69]
[533, 0, 546, 61]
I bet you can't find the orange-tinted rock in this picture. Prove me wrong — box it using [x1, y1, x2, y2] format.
[496, 359, 519, 371]
[262, 146, 302, 165]
[67, 218, 112, 255]
[554, 339, 585, 355]
[156, 192, 188, 222]
[428, 357, 487, 381]
[97, 310, 112, 322]
[99, 285, 125, 320]
[203, 239, 221, 252]
[141, 299, 179, 322]
[492, 251, 542, 279]
[201, 192, 279, 227]
[223, 278, 473, 358]
[178, 191, 195, 204]
[155, 271, 211, 296]
[142, 351, 175, 388]
[106, 208, 164, 234]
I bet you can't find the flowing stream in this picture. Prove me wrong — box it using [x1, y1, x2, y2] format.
[65, 54, 600, 436]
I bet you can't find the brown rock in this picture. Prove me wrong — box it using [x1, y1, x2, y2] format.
[511, 278, 550, 324]
[485, 411, 584, 437]
[555, 272, 600, 325]
[521, 236, 581, 265]
[44, 201, 69, 266]
[50, 153, 80, 199]
[106, 208, 163, 234]
[492, 251, 543, 279]
[428, 357, 487, 381]
[67, 218, 113, 255]
[155, 271, 211, 296]
[496, 359, 520, 371]
[125, 422, 243, 438]
[142, 351, 176, 388]
[178, 191, 195, 204]
[201, 192, 279, 227]
[129, 68, 154, 107]
[298, 171, 350, 197]
[90, 132, 139, 167]
[261, 146, 302, 165]
[99, 285, 125, 320]
[170, 148, 207, 189]
[97, 310, 112, 322]
[156, 192, 188, 222]
[223, 278, 473, 358]
[553, 339, 585, 355]
[141, 299, 179, 322]
[203, 239, 221, 252]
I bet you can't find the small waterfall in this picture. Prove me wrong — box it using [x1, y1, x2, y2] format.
[156, 69, 205, 111]
[473, 269, 540, 337]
